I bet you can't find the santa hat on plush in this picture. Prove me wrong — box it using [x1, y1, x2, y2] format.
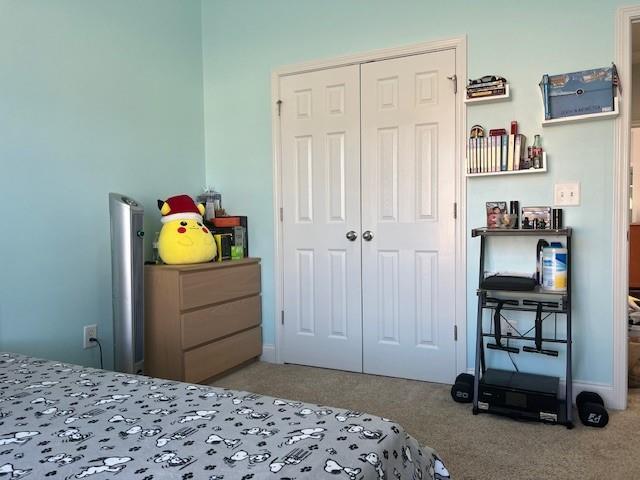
[157, 194, 205, 224]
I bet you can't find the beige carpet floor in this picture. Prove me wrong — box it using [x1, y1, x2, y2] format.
[211, 362, 640, 479]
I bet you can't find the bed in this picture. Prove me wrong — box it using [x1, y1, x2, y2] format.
[0, 352, 449, 479]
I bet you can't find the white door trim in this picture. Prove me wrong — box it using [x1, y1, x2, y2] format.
[271, 36, 468, 380]
[612, 6, 640, 411]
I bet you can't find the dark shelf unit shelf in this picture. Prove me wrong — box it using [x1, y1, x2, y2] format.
[481, 302, 566, 315]
[472, 227, 573, 428]
[472, 227, 572, 238]
[478, 285, 568, 297]
[474, 399, 572, 427]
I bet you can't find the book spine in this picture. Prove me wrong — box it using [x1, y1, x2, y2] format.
[507, 134, 515, 171]
[467, 88, 506, 98]
[501, 135, 508, 171]
[490, 137, 494, 171]
[487, 137, 496, 172]
[467, 80, 507, 90]
[542, 74, 551, 120]
[519, 134, 527, 170]
[472, 138, 477, 173]
[514, 134, 526, 170]
[470, 138, 475, 173]
[467, 85, 506, 93]
[484, 137, 489, 172]
[472, 138, 476, 174]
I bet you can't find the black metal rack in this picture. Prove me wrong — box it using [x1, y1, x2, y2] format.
[471, 227, 573, 428]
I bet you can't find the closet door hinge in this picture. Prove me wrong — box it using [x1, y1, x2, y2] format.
[454, 325, 458, 341]
[281, 310, 285, 325]
[453, 202, 457, 219]
[279, 207, 283, 222]
[277, 100, 283, 116]
[447, 74, 458, 94]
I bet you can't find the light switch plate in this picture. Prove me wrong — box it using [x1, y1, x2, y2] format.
[554, 182, 580, 206]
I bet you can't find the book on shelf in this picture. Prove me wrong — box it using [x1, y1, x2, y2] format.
[507, 134, 515, 171]
[467, 131, 543, 175]
[514, 134, 526, 170]
[501, 134, 508, 171]
[489, 136, 495, 172]
[541, 74, 551, 120]
[471, 138, 475, 173]
[466, 80, 508, 99]
[483, 137, 489, 172]
[467, 87, 506, 98]
[470, 137, 477, 173]
[467, 79, 506, 90]
[471, 138, 477, 173]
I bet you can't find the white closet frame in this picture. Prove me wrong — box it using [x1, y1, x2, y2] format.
[270, 36, 468, 377]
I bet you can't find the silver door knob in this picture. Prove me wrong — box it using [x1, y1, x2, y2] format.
[362, 230, 374, 241]
[346, 231, 357, 241]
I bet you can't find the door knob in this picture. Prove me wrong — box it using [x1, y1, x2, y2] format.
[346, 231, 358, 241]
[362, 230, 374, 241]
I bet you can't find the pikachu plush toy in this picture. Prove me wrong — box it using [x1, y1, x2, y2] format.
[157, 194, 216, 264]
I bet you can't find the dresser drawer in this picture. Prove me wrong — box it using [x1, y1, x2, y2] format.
[180, 263, 261, 310]
[181, 295, 261, 349]
[183, 326, 262, 383]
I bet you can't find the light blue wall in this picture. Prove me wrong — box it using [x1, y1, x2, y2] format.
[201, 0, 625, 385]
[0, 0, 205, 368]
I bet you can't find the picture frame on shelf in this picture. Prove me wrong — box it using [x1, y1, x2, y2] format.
[486, 201, 516, 229]
[521, 206, 552, 230]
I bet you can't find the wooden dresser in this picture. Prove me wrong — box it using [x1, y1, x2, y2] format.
[144, 258, 262, 383]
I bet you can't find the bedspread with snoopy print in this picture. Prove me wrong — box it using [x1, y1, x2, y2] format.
[0, 352, 450, 479]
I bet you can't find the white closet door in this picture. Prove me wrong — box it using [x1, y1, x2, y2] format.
[361, 50, 457, 383]
[280, 65, 363, 371]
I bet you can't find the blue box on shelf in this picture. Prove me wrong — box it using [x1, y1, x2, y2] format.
[540, 66, 614, 120]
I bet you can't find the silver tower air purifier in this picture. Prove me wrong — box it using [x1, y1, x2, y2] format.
[109, 193, 145, 374]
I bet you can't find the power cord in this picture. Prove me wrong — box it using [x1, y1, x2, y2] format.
[506, 333, 519, 373]
[89, 337, 103, 369]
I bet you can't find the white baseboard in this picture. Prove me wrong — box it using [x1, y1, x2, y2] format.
[260, 344, 277, 363]
[561, 380, 616, 408]
[465, 368, 617, 409]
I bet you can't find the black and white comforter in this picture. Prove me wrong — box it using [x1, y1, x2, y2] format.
[0, 352, 449, 479]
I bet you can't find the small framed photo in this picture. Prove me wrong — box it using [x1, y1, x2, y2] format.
[486, 201, 508, 229]
[521, 206, 552, 230]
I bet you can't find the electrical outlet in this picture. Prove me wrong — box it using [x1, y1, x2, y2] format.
[554, 182, 581, 206]
[83, 324, 97, 349]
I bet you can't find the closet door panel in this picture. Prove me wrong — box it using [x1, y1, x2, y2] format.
[280, 65, 363, 371]
[361, 50, 457, 383]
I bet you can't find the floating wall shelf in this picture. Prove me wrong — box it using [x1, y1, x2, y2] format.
[467, 152, 547, 178]
[541, 97, 619, 126]
[464, 84, 510, 104]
